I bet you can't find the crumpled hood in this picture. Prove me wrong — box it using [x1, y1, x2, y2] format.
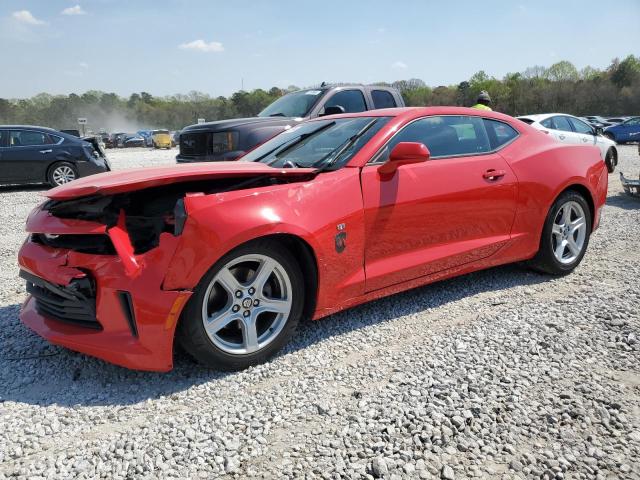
[45, 161, 317, 200]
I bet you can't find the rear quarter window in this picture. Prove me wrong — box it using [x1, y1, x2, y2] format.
[483, 119, 519, 150]
[371, 90, 397, 109]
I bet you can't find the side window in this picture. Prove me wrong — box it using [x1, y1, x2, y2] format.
[540, 118, 554, 129]
[324, 90, 367, 113]
[381, 115, 491, 160]
[371, 90, 397, 109]
[552, 116, 573, 132]
[569, 117, 593, 134]
[0, 130, 8, 147]
[625, 117, 640, 125]
[50, 134, 64, 145]
[9, 130, 51, 147]
[483, 119, 519, 149]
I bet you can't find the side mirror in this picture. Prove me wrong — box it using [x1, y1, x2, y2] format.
[594, 127, 603, 136]
[378, 142, 430, 176]
[319, 105, 345, 116]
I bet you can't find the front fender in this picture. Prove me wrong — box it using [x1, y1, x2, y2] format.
[161, 169, 367, 314]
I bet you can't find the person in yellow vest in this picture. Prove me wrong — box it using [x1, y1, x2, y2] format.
[472, 91, 492, 110]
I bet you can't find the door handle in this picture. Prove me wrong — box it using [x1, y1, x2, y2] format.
[558, 135, 566, 140]
[483, 169, 506, 181]
[582, 137, 589, 142]
[39, 149, 52, 154]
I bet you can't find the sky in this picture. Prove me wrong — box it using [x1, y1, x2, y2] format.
[1, 0, 639, 99]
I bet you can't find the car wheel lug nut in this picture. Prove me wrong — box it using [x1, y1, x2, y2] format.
[243, 310, 250, 317]
[235, 290, 242, 298]
[253, 299, 260, 306]
[232, 305, 240, 313]
[248, 287, 255, 295]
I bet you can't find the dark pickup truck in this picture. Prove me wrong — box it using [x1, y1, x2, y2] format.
[176, 84, 404, 163]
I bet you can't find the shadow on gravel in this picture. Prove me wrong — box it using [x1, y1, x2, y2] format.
[0, 263, 549, 408]
[0, 184, 47, 193]
[607, 193, 640, 210]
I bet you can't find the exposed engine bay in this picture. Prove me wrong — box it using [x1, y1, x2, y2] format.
[39, 175, 309, 255]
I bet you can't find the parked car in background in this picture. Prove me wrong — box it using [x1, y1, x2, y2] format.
[152, 129, 172, 149]
[122, 134, 146, 148]
[0, 125, 110, 186]
[112, 133, 127, 148]
[517, 113, 618, 172]
[60, 129, 81, 137]
[137, 130, 154, 147]
[171, 130, 180, 147]
[603, 117, 640, 144]
[605, 117, 630, 124]
[582, 116, 612, 129]
[177, 84, 405, 163]
[17, 107, 607, 371]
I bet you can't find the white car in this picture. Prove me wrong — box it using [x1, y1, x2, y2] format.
[517, 113, 618, 173]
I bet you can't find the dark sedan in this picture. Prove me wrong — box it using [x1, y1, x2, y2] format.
[0, 126, 110, 187]
[122, 134, 146, 148]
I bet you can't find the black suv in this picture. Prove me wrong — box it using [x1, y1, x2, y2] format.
[0, 126, 110, 187]
[176, 84, 404, 163]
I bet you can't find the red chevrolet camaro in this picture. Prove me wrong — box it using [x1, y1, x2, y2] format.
[18, 107, 608, 371]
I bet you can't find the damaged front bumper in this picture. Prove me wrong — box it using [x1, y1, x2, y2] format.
[620, 172, 640, 197]
[18, 207, 192, 371]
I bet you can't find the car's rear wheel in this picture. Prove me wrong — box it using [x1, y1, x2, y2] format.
[177, 240, 304, 370]
[528, 191, 592, 275]
[605, 147, 617, 173]
[48, 162, 77, 187]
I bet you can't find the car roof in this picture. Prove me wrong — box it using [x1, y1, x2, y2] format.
[0, 125, 82, 141]
[516, 113, 570, 122]
[313, 106, 520, 124]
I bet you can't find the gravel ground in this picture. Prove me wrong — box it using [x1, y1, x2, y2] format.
[0, 146, 639, 480]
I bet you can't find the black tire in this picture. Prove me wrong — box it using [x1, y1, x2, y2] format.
[528, 190, 592, 276]
[47, 162, 78, 187]
[153, 143, 159, 149]
[605, 147, 617, 173]
[177, 239, 305, 370]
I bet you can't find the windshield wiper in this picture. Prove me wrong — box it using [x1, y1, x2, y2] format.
[315, 119, 378, 171]
[268, 113, 286, 117]
[264, 121, 336, 166]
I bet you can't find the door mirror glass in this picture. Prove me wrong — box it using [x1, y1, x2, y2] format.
[378, 142, 430, 175]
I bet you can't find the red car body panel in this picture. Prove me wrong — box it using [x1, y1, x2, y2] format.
[46, 162, 317, 200]
[18, 107, 608, 371]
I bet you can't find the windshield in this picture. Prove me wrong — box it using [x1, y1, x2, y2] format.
[258, 89, 326, 118]
[242, 117, 390, 170]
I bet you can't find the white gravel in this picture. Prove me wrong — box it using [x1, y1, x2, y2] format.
[0, 146, 639, 479]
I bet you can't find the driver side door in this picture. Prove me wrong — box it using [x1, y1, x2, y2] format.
[360, 115, 518, 292]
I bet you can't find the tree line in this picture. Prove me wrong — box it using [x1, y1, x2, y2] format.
[1, 56, 638, 132]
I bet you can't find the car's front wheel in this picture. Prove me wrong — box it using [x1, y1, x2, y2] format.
[177, 240, 304, 370]
[528, 191, 592, 275]
[48, 162, 77, 187]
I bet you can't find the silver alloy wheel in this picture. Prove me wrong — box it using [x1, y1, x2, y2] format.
[52, 165, 76, 185]
[551, 200, 587, 264]
[201, 254, 293, 355]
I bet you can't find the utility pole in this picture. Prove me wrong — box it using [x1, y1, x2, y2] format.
[241, 78, 244, 91]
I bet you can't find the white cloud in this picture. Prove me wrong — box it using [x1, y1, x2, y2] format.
[391, 61, 408, 70]
[178, 39, 224, 53]
[377, 27, 386, 34]
[79, 62, 89, 68]
[61, 5, 87, 16]
[12, 10, 46, 25]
